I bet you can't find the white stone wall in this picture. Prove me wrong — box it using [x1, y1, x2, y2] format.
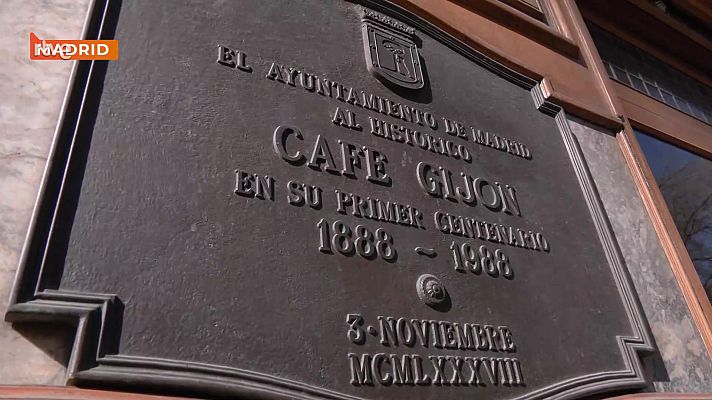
[0, 0, 89, 384]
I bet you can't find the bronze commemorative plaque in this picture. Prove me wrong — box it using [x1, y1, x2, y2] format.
[7, 1, 652, 399]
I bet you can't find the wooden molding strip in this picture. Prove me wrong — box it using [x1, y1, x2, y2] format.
[5, 385, 708, 400]
[499, 0, 546, 21]
[623, 0, 712, 53]
[553, 0, 620, 116]
[667, 0, 712, 29]
[614, 82, 712, 159]
[0, 386, 196, 399]
[539, 76, 622, 129]
[608, 394, 712, 399]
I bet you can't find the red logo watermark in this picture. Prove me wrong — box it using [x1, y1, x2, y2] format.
[30, 32, 118, 60]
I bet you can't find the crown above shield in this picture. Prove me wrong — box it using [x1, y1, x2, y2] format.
[362, 9, 424, 90]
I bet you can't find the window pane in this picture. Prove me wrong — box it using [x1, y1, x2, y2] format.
[644, 81, 662, 100]
[604, 61, 615, 77]
[612, 65, 631, 85]
[629, 74, 646, 92]
[675, 96, 691, 114]
[660, 89, 676, 107]
[635, 130, 712, 302]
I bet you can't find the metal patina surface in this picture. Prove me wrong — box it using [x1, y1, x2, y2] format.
[6, 1, 653, 399]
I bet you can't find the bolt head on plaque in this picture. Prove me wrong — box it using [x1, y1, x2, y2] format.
[416, 274, 447, 306]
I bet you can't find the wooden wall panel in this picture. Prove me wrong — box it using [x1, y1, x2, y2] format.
[616, 82, 712, 158]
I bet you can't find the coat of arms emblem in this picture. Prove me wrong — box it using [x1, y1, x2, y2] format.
[362, 9, 424, 90]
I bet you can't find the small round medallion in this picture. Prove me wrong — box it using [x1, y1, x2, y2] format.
[416, 274, 447, 306]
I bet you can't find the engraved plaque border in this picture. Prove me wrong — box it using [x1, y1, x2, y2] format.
[5, 0, 653, 399]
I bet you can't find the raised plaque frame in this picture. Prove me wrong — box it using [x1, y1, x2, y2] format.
[6, 0, 653, 399]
